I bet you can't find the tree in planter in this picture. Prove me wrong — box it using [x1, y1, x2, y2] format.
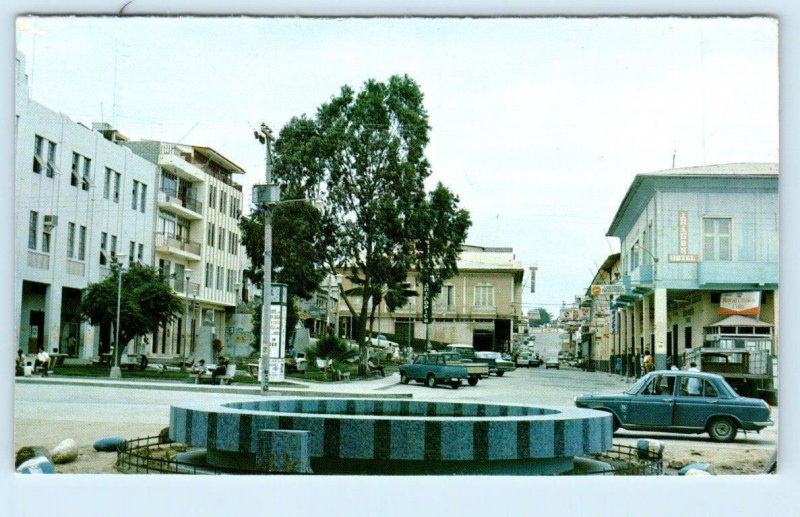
[80, 262, 182, 369]
[303, 334, 358, 380]
[272, 75, 471, 375]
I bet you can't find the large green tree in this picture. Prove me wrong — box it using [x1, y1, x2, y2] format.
[271, 75, 471, 374]
[239, 196, 326, 352]
[80, 262, 182, 365]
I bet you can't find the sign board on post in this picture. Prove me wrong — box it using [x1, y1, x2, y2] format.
[259, 283, 288, 382]
[422, 284, 432, 324]
[668, 210, 699, 262]
[591, 284, 627, 296]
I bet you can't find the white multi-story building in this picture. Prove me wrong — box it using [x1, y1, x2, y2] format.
[14, 52, 159, 358]
[123, 140, 245, 359]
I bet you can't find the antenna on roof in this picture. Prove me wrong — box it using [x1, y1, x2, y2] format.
[672, 148, 676, 168]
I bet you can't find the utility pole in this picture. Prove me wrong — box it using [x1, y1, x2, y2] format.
[253, 123, 278, 394]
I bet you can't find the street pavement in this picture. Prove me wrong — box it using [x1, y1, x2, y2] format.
[14, 365, 777, 474]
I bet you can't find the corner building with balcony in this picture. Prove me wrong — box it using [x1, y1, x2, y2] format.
[605, 163, 778, 392]
[123, 140, 245, 359]
[14, 52, 159, 359]
[334, 245, 525, 351]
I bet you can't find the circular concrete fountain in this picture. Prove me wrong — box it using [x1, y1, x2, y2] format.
[169, 398, 613, 474]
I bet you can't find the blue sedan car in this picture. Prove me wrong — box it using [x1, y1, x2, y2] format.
[574, 370, 773, 442]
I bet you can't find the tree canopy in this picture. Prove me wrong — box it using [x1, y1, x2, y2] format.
[80, 262, 182, 362]
[270, 74, 471, 373]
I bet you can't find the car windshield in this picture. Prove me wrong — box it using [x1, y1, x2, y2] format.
[624, 375, 651, 395]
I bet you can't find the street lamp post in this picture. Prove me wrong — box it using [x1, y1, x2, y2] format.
[110, 253, 127, 379]
[253, 123, 279, 394]
[181, 268, 192, 371]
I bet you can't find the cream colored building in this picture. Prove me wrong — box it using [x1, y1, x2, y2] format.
[124, 140, 245, 358]
[335, 245, 525, 352]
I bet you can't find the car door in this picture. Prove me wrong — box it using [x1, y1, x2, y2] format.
[673, 377, 721, 429]
[626, 374, 676, 427]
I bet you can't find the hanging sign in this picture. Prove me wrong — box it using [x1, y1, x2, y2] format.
[668, 210, 699, 262]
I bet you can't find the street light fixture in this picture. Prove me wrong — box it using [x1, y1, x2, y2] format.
[110, 253, 127, 379]
[181, 268, 192, 371]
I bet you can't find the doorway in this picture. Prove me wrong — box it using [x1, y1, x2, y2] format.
[28, 311, 44, 353]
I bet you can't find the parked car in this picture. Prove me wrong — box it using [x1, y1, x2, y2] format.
[398, 353, 468, 389]
[516, 352, 533, 367]
[545, 357, 560, 369]
[439, 352, 487, 386]
[574, 370, 773, 442]
[475, 351, 515, 376]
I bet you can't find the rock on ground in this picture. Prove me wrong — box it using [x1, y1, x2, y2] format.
[52, 438, 79, 464]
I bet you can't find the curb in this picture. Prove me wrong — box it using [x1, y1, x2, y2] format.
[15, 376, 412, 399]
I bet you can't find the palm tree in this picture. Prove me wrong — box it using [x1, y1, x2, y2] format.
[304, 334, 358, 379]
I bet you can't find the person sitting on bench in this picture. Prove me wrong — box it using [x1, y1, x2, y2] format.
[211, 355, 229, 384]
[34, 347, 51, 377]
[368, 357, 385, 377]
[191, 359, 207, 378]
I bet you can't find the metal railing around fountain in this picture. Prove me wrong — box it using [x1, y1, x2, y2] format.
[116, 435, 225, 475]
[118, 436, 662, 476]
[575, 443, 664, 476]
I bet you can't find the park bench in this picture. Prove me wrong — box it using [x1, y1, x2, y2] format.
[333, 368, 351, 382]
[191, 364, 237, 385]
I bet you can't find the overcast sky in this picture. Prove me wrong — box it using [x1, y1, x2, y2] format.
[15, 16, 778, 312]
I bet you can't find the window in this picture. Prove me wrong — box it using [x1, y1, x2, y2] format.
[132, 181, 139, 210]
[67, 222, 76, 258]
[629, 240, 640, 272]
[33, 135, 43, 173]
[158, 211, 177, 237]
[71, 152, 80, 186]
[100, 232, 108, 265]
[129, 241, 135, 265]
[81, 157, 91, 191]
[42, 230, 51, 253]
[216, 266, 224, 290]
[113, 172, 121, 203]
[28, 211, 37, 250]
[207, 223, 215, 247]
[104, 168, 112, 199]
[220, 191, 227, 212]
[110, 235, 117, 260]
[218, 229, 225, 250]
[208, 186, 216, 208]
[140, 184, 147, 213]
[226, 269, 233, 292]
[78, 226, 86, 261]
[229, 230, 237, 254]
[436, 285, 455, 307]
[703, 218, 732, 261]
[137, 243, 144, 262]
[46, 141, 56, 177]
[205, 263, 213, 288]
[473, 285, 495, 307]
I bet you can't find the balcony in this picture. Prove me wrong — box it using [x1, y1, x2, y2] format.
[155, 232, 201, 261]
[157, 187, 203, 220]
[158, 145, 206, 183]
[470, 305, 497, 317]
[27, 250, 50, 270]
[172, 278, 201, 296]
[66, 259, 85, 277]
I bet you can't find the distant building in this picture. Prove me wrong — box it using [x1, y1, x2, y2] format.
[581, 253, 621, 371]
[604, 163, 778, 383]
[333, 245, 525, 351]
[14, 52, 158, 358]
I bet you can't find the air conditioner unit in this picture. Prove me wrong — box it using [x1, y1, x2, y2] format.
[43, 215, 59, 229]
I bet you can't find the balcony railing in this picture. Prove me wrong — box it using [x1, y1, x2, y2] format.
[159, 143, 243, 192]
[66, 259, 85, 277]
[155, 232, 201, 257]
[27, 250, 50, 270]
[160, 186, 203, 214]
[172, 278, 201, 295]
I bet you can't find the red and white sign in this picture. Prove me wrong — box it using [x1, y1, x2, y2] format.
[719, 291, 761, 316]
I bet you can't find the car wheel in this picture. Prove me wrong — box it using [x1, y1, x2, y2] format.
[468, 377, 479, 386]
[426, 374, 437, 388]
[400, 372, 410, 385]
[496, 371, 505, 377]
[450, 380, 460, 389]
[708, 417, 738, 442]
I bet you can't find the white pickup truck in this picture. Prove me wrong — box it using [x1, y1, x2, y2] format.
[439, 352, 489, 386]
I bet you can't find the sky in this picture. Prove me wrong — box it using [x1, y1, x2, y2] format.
[15, 16, 779, 313]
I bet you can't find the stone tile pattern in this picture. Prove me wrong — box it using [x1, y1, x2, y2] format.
[170, 398, 612, 462]
[255, 429, 312, 473]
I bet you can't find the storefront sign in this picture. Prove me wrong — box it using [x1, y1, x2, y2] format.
[591, 284, 626, 295]
[719, 291, 761, 316]
[580, 307, 592, 321]
[668, 210, 699, 262]
[560, 307, 580, 322]
[259, 283, 288, 382]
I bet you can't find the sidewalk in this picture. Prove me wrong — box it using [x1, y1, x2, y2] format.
[15, 371, 410, 398]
